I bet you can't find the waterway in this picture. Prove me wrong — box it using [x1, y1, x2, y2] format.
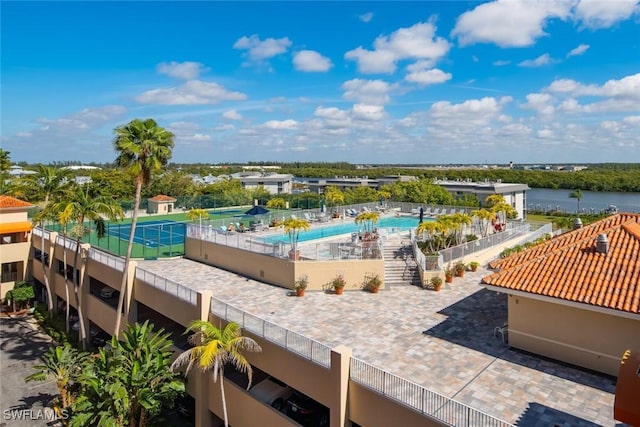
[527, 188, 640, 214]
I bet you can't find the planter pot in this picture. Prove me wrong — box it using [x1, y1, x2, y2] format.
[370, 287, 379, 294]
[335, 287, 344, 295]
[296, 289, 305, 297]
[456, 271, 465, 277]
[470, 266, 478, 272]
[433, 283, 442, 292]
[445, 275, 453, 283]
[288, 250, 300, 261]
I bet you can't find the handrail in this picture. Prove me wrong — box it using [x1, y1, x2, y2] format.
[88, 247, 125, 271]
[210, 297, 331, 368]
[135, 268, 197, 306]
[350, 357, 514, 427]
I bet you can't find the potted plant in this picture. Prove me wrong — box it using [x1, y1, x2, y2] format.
[444, 264, 454, 283]
[469, 261, 480, 272]
[430, 275, 443, 292]
[294, 275, 308, 297]
[455, 262, 466, 277]
[331, 275, 346, 295]
[282, 217, 311, 260]
[365, 274, 382, 293]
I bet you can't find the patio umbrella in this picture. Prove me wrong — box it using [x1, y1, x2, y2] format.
[419, 207, 424, 223]
[244, 205, 270, 216]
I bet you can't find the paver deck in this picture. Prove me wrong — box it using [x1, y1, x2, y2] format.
[139, 251, 621, 426]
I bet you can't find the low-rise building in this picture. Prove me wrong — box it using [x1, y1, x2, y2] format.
[0, 196, 33, 298]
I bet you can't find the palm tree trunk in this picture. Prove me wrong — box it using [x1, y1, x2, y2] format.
[114, 180, 142, 337]
[62, 232, 71, 334]
[220, 374, 229, 427]
[72, 237, 87, 351]
[40, 221, 55, 318]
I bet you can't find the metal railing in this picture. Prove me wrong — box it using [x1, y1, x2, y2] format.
[350, 358, 513, 427]
[55, 235, 78, 252]
[211, 298, 331, 368]
[135, 268, 198, 306]
[89, 247, 125, 271]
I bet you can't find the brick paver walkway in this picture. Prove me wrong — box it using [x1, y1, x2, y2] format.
[139, 257, 621, 426]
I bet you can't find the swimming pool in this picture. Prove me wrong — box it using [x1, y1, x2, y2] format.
[261, 215, 427, 244]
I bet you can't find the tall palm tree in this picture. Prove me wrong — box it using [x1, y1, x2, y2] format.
[26, 343, 88, 410]
[171, 321, 261, 427]
[186, 208, 210, 232]
[112, 119, 175, 337]
[26, 165, 71, 316]
[569, 189, 583, 213]
[56, 185, 123, 348]
[471, 208, 495, 237]
[324, 186, 345, 212]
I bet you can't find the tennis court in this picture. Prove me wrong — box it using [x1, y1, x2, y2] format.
[106, 220, 187, 248]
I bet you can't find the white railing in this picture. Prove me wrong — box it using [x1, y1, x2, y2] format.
[135, 268, 198, 306]
[89, 247, 125, 271]
[350, 358, 513, 427]
[55, 235, 78, 252]
[210, 298, 331, 368]
[187, 224, 281, 256]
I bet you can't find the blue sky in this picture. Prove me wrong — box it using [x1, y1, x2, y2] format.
[2, 1, 639, 165]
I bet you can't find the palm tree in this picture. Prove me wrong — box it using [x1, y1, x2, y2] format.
[56, 185, 123, 348]
[324, 186, 344, 212]
[112, 118, 175, 337]
[449, 212, 472, 245]
[72, 321, 185, 427]
[416, 220, 445, 253]
[171, 321, 261, 427]
[186, 208, 210, 233]
[569, 189, 583, 213]
[0, 148, 11, 173]
[354, 211, 380, 233]
[26, 343, 88, 410]
[282, 217, 311, 259]
[471, 208, 495, 237]
[26, 165, 71, 316]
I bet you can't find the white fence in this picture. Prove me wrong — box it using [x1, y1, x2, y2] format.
[135, 268, 198, 306]
[55, 235, 78, 252]
[350, 358, 513, 427]
[211, 298, 331, 368]
[89, 247, 125, 271]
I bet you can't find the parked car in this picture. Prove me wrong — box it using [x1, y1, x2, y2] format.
[99, 286, 119, 299]
[91, 331, 111, 347]
[285, 391, 329, 426]
[72, 321, 100, 337]
[249, 377, 292, 411]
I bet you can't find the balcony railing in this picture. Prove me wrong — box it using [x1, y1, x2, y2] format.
[350, 357, 513, 427]
[55, 235, 78, 252]
[135, 268, 197, 306]
[89, 247, 125, 271]
[211, 298, 331, 368]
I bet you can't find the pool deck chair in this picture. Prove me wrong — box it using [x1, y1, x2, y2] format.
[494, 322, 508, 343]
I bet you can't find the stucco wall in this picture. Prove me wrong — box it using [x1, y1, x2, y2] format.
[508, 295, 640, 376]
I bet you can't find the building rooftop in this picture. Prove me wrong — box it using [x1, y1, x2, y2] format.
[483, 213, 640, 314]
[148, 195, 177, 202]
[0, 195, 34, 209]
[138, 243, 619, 426]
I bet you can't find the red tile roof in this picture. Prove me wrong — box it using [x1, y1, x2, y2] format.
[482, 213, 640, 314]
[148, 195, 176, 202]
[0, 195, 33, 209]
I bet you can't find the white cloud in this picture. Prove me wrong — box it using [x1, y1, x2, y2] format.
[33, 105, 127, 133]
[452, 0, 572, 47]
[359, 12, 374, 23]
[537, 128, 554, 138]
[430, 96, 510, 122]
[215, 124, 235, 131]
[233, 34, 292, 62]
[262, 119, 298, 130]
[135, 80, 247, 105]
[573, 0, 640, 29]
[157, 61, 209, 80]
[351, 104, 385, 121]
[567, 44, 590, 57]
[405, 64, 452, 86]
[344, 20, 450, 73]
[522, 92, 555, 115]
[492, 60, 511, 66]
[546, 73, 640, 100]
[518, 53, 556, 67]
[313, 107, 351, 128]
[342, 79, 395, 105]
[222, 110, 243, 120]
[293, 50, 333, 72]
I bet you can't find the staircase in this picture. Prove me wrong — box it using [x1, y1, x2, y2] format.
[382, 235, 421, 287]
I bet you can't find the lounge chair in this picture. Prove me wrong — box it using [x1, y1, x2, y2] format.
[304, 213, 313, 221]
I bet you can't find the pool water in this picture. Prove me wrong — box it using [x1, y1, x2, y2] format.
[262, 215, 427, 244]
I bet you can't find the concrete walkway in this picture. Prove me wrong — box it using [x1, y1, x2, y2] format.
[140, 243, 622, 426]
[0, 315, 59, 427]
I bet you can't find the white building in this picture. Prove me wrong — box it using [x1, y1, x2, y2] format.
[233, 172, 294, 195]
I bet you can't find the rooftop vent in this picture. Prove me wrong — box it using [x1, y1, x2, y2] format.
[573, 218, 583, 230]
[596, 234, 609, 254]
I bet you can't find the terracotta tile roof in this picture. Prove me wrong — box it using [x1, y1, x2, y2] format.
[0, 195, 33, 209]
[148, 195, 176, 202]
[482, 213, 640, 314]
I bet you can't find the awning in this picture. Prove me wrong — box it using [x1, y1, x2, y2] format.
[0, 221, 33, 234]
